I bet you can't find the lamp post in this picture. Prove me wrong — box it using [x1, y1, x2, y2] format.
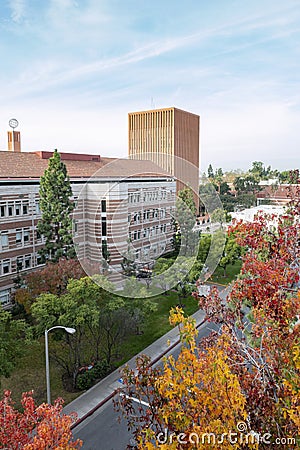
[45, 326, 76, 404]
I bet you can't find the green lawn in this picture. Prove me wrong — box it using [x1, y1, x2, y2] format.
[1, 291, 199, 408]
[209, 260, 242, 285]
[1, 260, 242, 408]
[117, 290, 198, 365]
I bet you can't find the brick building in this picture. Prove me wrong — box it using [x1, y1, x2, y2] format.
[0, 150, 175, 308]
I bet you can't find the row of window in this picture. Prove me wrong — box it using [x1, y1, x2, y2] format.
[130, 208, 168, 224]
[0, 228, 43, 250]
[129, 223, 168, 241]
[128, 189, 172, 204]
[0, 253, 43, 277]
[0, 200, 41, 218]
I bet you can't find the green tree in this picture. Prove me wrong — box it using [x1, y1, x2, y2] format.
[121, 241, 136, 276]
[207, 163, 214, 178]
[249, 160, 273, 180]
[197, 234, 212, 264]
[178, 187, 197, 216]
[0, 310, 28, 383]
[219, 233, 242, 276]
[210, 207, 227, 228]
[279, 169, 299, 184]
[154, 257, 175, 294]
[37, 149, 75, 262]
[175, 188, 198, 257]
[233, 174, 260, 195]
[219, 181, 230, 195]
[31, 277, 103, 386]
[213, 167, 224, 194]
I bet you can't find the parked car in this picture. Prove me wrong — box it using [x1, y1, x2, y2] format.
[136, 269, 152, 278]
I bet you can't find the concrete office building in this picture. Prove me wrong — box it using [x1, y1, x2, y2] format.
[128, 107, 200, 209]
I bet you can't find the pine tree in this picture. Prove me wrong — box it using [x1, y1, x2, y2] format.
[207, 163, 214, 178]
[37, 149, 75, 262]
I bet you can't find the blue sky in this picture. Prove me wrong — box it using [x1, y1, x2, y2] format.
[0, 0, 299, 172]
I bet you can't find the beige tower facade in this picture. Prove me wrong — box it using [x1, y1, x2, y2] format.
[128, 107, 200, 210]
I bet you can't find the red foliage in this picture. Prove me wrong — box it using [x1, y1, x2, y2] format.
[15, 258, 85, 312]
[0, 390, 82, 449]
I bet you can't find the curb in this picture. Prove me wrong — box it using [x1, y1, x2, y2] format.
[70, 316, 208, 429]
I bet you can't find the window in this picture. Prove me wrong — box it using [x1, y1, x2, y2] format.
[134, 212, 140, 223]
[35, 201, 41, 214]
[16, 230, 22, 244]
[102, 240, 109, 260]
[16, 228, 30, 245]
[15, 203, 21, 215]
[8, 204, 13, 216]
[101, 217, 107, 236]
[1, 233, 8, 248]
[17, 256, 24, 271]
[0, 205, 6, 217]
[160, 208, 166, 218]
[101, 199, 106, 213]
[23, 202, 29, 215]
[24, 255, 31, 269]
[23, 229, 30, 243]
[36, 254, 43, 266]
[2, 259, 10, 275]
[0, 289, 10, 306]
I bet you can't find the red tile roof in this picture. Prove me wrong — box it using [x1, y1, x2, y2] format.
[257, 184, 299, 202]
[0, 151, 171, 180]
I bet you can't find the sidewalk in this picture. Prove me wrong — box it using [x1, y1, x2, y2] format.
[64, 309, 206, 426]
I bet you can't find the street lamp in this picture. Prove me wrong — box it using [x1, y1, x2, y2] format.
[45, 325, 76, 404]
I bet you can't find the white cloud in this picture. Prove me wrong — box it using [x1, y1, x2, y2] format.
[8, 0, 26, 23]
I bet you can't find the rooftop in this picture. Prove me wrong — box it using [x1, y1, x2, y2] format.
[0, 150, 172, 181]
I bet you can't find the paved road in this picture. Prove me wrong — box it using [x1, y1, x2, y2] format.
[73, 321, 220, 450]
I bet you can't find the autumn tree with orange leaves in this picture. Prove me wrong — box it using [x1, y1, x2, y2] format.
[197, 196, 300, 443]
[0, 390, 82, 449]
[14, 258, 85, 313]
[116, 190, 299, 449]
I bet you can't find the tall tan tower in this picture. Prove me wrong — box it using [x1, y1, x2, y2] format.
[128, 107, 200, 211]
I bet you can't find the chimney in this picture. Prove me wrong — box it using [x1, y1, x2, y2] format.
[8, 130, 21, 152]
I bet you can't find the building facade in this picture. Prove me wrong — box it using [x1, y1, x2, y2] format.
[0, 151, 175, 308]
[128, 107, 200, 209]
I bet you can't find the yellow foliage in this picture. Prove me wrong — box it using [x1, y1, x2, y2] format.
[138, 308, 258, 449]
